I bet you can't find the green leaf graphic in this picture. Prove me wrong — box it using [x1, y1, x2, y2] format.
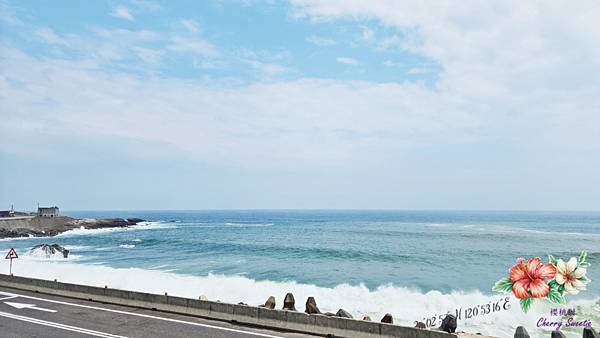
[579, 251, 588, 265]
[520, 297, 532, 313]
[547, 284, 565, 304]
[548, 254, 557, 265]
[493, 277, 513, 293]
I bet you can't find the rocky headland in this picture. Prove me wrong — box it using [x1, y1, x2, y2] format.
[0, 215, 145, 239]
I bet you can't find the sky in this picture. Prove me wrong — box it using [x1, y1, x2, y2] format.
[1, 0, 599, 211]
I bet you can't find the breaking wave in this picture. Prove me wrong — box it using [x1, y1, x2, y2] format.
[224, 223, 274, 227]
[7, 259, 598, 338]
[55, 222, 170, 237]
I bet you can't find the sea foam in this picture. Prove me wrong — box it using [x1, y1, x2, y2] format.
[54, 222, 169, 237]
[5, 259, 598, 338]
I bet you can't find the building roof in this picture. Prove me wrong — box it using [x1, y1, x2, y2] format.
[38, 206, 59, 210]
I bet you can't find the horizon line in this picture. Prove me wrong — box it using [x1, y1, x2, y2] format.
[46, 208, 600, 213]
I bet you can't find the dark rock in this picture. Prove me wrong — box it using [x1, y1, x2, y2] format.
[305, 296, 321, 314]
[1, 214, 147, 240]
[0, 229, 22, 238]
[362, 315, 371, 321]
[514, 326, 530, 338]
[282, 293, 296, 311]
[261, 296, 276, 309]
[381, 313, 393, 324]
[438, 314, 457, 333]
[551, 331, 567, 338]
[93, 218, 129, 228]
[237, 302, 248, 305]
[414, 321, 426, 329]
[30, 244, 69, 258]
[0, 228, 42, 239]
[584, 327, 599, 338]
[336, 309, 353, 318]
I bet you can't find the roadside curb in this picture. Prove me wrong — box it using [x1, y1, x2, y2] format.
[0, 274, 459, 338]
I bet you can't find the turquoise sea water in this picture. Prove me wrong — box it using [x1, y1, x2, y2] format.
[4, 210, 599, 294]
[2, 210, 599, 336]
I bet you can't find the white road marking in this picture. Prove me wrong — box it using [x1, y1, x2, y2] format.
[5, 301, 57, 312]
[0, 310, 128, 338]
[0, 295, 17, 301]
[0, 290, 284, 338]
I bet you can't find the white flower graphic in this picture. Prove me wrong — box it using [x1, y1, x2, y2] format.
[555, 257, 587, 295]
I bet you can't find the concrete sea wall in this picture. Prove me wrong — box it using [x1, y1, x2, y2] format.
[0, 273, 458, 338]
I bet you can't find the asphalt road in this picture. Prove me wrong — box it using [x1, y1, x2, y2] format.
[0, 287, 318, 338]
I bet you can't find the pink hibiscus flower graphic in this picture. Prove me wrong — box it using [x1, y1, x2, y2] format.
[509, 257, 556, 299]
[494, 251, 591, 313]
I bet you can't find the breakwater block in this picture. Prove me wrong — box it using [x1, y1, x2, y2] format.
[439, 314, 457, 333]
[551, 331, 567, 338]
[283, 293, 296, 311]
[584, 327, 599, 338]
[381, 313, 393, 324]
[305, 296, 321, 314]
[261, 296, 276, 309]
[514, 326, 530, 338]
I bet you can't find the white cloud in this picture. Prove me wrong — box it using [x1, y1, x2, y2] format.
[111, 6, 135, 21]
[290, 1, 600, 152]
[360, 26, 374, 42]
[3, 1, 600, 209]
[306, 35, 336, 46]
[335, 56, 359, 66]
[34, 27, 165, 64]
[130, 0, 161, 12]
[406, 67, 431, 75]
[244, 59, 287, 75]
[37, 28, 70, 46]
[194, 60, 227, 69]
[133, 47, 164, 64]
[180, 19, 200, 33]
[167, 36, 219, 57]
[376, 35, 401, 51]
[0, 48, 482, 167]
[382, 60, 401, 67]
[3, 1, 600, 176]
[291, 1, 600, 93]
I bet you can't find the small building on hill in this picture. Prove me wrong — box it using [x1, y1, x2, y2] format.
[38, 206, 59, 217]
[0, 205, 15, 218]
[0, 210, 14, 217]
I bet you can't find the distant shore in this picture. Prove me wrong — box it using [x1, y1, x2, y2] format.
[0, 214, 145, 239]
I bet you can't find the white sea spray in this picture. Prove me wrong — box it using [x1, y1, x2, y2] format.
[5, 259, 598, 338]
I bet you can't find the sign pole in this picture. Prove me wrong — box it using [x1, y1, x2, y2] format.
[5, 248, 18, 275]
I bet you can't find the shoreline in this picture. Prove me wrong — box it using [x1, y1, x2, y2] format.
[0, 215, 145, 239]
[0, 273, 469, 338]
[2, 256, 598, 338]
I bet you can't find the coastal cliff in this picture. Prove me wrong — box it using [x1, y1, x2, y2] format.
[0, 215, 145, 239]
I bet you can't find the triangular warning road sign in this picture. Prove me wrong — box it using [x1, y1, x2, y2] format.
[5, 248, 18, 259]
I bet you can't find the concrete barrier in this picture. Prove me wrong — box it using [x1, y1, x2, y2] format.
[0, 273, 459, 338]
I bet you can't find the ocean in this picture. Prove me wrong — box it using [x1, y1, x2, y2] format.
[2, 210, 599, 337]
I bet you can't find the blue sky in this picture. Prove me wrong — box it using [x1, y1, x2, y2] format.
[3, 1, 438, 83]
[1, 1, 599, 210]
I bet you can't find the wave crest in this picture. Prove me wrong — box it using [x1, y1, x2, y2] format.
[9, 259, 598, 338]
